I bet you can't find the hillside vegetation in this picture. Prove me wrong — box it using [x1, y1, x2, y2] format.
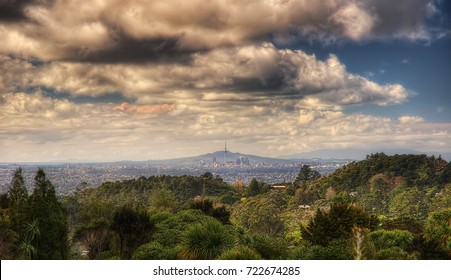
[1, 153, 449, 260]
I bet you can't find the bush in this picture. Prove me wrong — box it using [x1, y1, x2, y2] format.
[217, 246, 262, 260]
[251, 234, 289, 259]
[368, 229, 414, 251]
[152, 210, 211, 247]
[292, 239, 353, 260]
[132, 242, 180, 260]
[180, 219, 235, 260]
[375, 247, 416, 260]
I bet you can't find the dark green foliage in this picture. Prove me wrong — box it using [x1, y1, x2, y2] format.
[423, 209, 451, 253]
[180, 219, 235, 259]
[69, 192, 115, 260]
[251, 234, 289, 259]
[245, 178, 270, 197]
[189, 198, 231, 224]
[309, 154, 450, 219]
[366, 229, 418, 260]
[149, 188, 180, 213]
[367, 229, 414, 252]
[3, 153, 448, 260]
[0, 215, 18, 259]
[132, 242, 180, 260]
[23, 169, 69, 259]
[412, 235, 450, 260]
[111, 204, 154, 259]
[231, 192, 286, 237]
[293, 239, 354, 260]
[314, 153, 450, 193]
[218, 246, 262, 260]
[152, 210, 212, 247]
[301, 203, 377, 247]
[374, 247, 416, 260]
[380, 216, 424, 235]
[92, 173, 237, 206]
[7, 168, 28, 206]
[295, 188, 318, 205]
[294, 165, 320, 187]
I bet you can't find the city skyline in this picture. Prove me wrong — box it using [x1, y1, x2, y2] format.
[1, 0, 451, 162]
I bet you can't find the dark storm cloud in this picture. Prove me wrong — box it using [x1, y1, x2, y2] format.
[1, 0, 444, 63]
[369, 0, 435, 37]
[0, 0, 51, 22]
[0, 0, 32, 21]
[67, 32, 195, 64]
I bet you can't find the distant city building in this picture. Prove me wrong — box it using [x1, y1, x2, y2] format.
[224, 140, 228, 165]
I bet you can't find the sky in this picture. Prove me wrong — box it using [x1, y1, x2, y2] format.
[0, 0, 450, 162]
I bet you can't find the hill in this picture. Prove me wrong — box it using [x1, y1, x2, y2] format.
[300, 153, 451, 219]
[285, 148, 451, 161]
[143, 150, 297, 166]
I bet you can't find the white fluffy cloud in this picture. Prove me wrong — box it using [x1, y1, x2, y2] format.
[398, 116, 425, 124]
[1, 90, 449, 162]
[0, 43, 413, 108]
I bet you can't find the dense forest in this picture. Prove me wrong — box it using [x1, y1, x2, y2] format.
[1, 153, 450, 260]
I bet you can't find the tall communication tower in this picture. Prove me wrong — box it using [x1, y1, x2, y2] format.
[224, 140, 228, 165]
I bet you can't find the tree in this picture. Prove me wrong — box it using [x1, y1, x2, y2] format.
[189, 198, 231, 224]
[250, 234, 289, 259]
[7, 168, 28, 206]
[111, 205, 155, 259]
[231, 192, 286, 237]
[301, 203, 377, 247]
[294, 165, 320, 187]
[25, 169, 69, 259]
[368, 229, 414, 252]
[423, 209, 451, 255]
[389, 187, 424, 219]
[245, 178, 269, 197]
[149, 188, 180, 214]
[430, 184, 451, 212]
[0, 215, 18, 259]
[73, 194, 114, 259]
[5, 168, 29, 258]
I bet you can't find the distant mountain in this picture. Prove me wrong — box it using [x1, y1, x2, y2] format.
[144, 150, 297, 166]
[284, 149, 451, 161]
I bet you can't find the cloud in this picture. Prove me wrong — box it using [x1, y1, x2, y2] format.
[0, 0, 46, 22]
[113, 102, 175, 114]
[0, 90, 449, 161]
[0, 0, 443, 62]
[398, 115, 425, 124]
[0, 43, 413, 108]
[0, 1, 448, 161]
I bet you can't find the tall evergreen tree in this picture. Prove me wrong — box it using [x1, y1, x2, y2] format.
[7, 168, 28, 206]
[295, 165, 320, 187]
[27, 168, 69, 259]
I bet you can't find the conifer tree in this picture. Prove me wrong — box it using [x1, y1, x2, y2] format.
[27, 168, 69, 259]
[7, 168, 28, 206]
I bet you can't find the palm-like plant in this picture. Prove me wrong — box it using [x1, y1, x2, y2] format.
[181, 219, 235, 260]
[19, 219, 40, 259]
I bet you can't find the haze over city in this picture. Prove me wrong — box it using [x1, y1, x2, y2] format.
[1, 0, 450, 162]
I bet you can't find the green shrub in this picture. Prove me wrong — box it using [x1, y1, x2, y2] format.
[132, 242, 180, 260]
[218, 246, 262, 260]
[180, 219, 235, 260]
